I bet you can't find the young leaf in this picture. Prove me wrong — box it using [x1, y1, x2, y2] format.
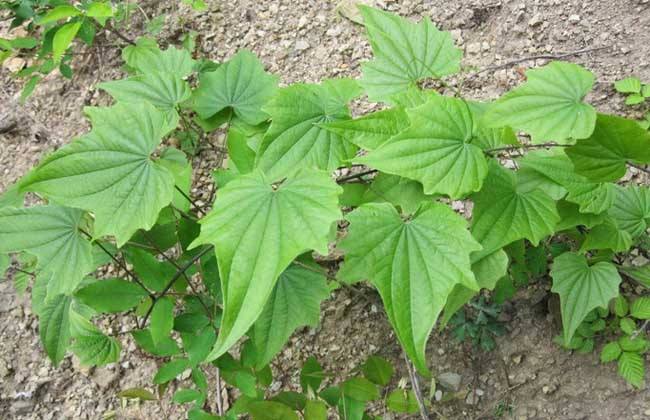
[69, 310, 120, 366]
[37, 5, 81, 25]
[39, 294, 72, 366]
[319, 107, 410, 151]
[338, 202, 481, 374]
[251, 261, 329, 369]
[52, 21, 81, 63]
[21, 103, 176, 246]
[132, 329, 181, 357]
[191, 169, 341, 361]
[122, 42, 195, 78]
[358, 5, 462, 101]
[620, 318, 637, 335]
[118, 388, 158, 401]
[386, 389, 419, 414]
[566, 114, 650, 182]
[471, 161, 559, 256]
[341, 377, 380, 401]
[580, 220, 633, 253]
[361, 356, 394, 386]
[600, 341, 622, 363]
[550, 252, 621, 344]
[75, 279, 149, 313]
[127, 248, 175, 292]
[608, 185, 650, 237]
[99, 72, 191, 120]
[0, 205, 93, 295]
[192, 50, 278, 125]
[618, 351, 645, 388]
[360, 173, 433, 214]
[182, 328, 217, 366]
[248, 401, 299, 420]
[172, 388, 202, 404]
[630, 297, 650, 320]
[150, 297, 175, 345]
[613, 295, 629, 317]
[484, 61, 596, 143]
[256, 79, 362, 180]
[153, 358, 191, 384]
[356, 96, 488, 198]
[555, 200, 606, 231]
[614, 77, 641, 94]
[619, 336, 647, 352]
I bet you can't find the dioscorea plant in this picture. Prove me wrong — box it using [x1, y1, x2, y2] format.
[1, 5, 650, 418]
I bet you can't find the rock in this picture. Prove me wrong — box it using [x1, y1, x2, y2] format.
[528, 13, 543, 26]
[568, 14, 580, 23]
[434, 390, 443, 401]
[91, 368, 119, 389]
[465, 389, 482, 405]
[295, 40, 310, 51]
[0, 358, 11, 377]
[466, 42, 481, 55]
[437, 372, 462, 391]
[3, 57, 25, 73]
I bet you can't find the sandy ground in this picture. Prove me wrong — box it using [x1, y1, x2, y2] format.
[1, 0, 650, 418]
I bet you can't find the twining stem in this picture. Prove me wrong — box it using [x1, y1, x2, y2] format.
[175, 186, 206, 217]
[140, 230, 215, 324]
[483, 142, 569, 155]
[141, 245, 215, 326]
[79, 228, 155, 300]
[336, 169, 378, 184]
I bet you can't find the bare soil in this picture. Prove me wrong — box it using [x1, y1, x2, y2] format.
[1, 1, 650, 419]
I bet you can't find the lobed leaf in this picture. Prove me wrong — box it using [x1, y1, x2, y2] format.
[39, 294, 72, 366]
[191, 169, 341, 361]
[338, 202, 480, 374]
[608, 185, 650, 238]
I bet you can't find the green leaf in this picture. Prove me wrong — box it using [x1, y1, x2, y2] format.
[86, 2, 113, 25]
[566, 114, 650, 182]
[556, 200, 606, 231]
[226, 127, 257, 175]
[21, 102, 175, 246]
[75, 279, 149, 313]
[192, 50, 278, 125]
[619, 336, 647, 353]
[127, 247, 175, 292]
[338, 202, 481, 374]
[191, 169, 341, 361]
[99, 72, 191, 119]
[0, 183, 25, 208]
[52, 21, 81, 63]
[132, 329, 181, 357]
[620, 264, 650, 288]
[183, 328, 217, 366]
[122, 42, 195, 78]
[251, 261, 329, 368]
[319, 107, 410, 151]
[304, 400, 328, 420]
[550, 252, 621, 343]
[150, 297, 174, 345]
[69, 310, 120, 366]
[37, 5, 81, 25]
[154, 359, 191, 384]
[620, 318, 637, 335]
[580, 220, 633, 253]
[341, 377, 380, 401]
[172, 388, 202, 404]
[386, 389, 419, 414]
[256, 79, 362, 180]
[301, 356, 325, 393]
[630, 297, 650, 320]
[608, 185, 650, 237]
[360, 173, 432, 214]
[613, 295, 629, 317]
[471, 161, 559, 256]
[467, 101, 520, 150]
[361, 356, 393, 386]
[20, 75, 41, 103]
[39, 294, 72, 366]
[618, 352, 645, 388]
[0, 254, 9, 279]
[615, 77, 642, 94]
[484, 61, 596, 143]
[625, 94, 645, 105]
[600, 341, 622, 363]
[248, 401, 299, 420]
[0, 205, 93, 296]
[359, 5, 462, 101]
[356, 96, 488, 198]
[518, 149, 616, 214]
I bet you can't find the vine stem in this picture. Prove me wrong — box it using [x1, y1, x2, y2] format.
[104, 21, 136, 45]
[403, 353, 430, 420]
[336, 169, 378, 184]
[141, 245, 215, 327]
[628, 163, 650, 175]
[140, 230, 214, 325]
[631, 319, 650, 339]
[483, 142, 569, 155]
[79, 229, 155, 300]
[175, 186, 206, 217]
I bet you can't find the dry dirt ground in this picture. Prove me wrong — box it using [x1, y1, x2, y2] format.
[1, 0, 650, 419]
